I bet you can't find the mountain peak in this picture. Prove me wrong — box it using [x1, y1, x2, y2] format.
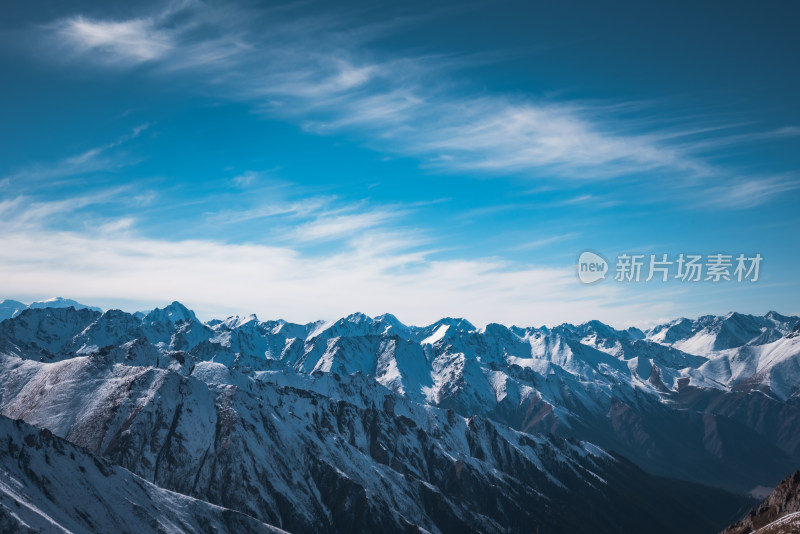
[625, 326, 646, 340]
[765, 310, 791, 322]
[343, 312, 371, 324]
[0, 299, 27, 321]
[221, 314, 259, 329]
[581, 319, 618, 336]
[28, 297, 102, 313]
[144, 301, 197, 324]
[374, 313, 403, 326]
[433, 317, 476, 331]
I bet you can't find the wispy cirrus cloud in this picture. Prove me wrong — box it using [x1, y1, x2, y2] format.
[207, 194, 418, 246]
[54, 16, 172, 63]
[206, 194, 332, 225]
[230, 171, 259, 188]
[512, 233, 579, 251]
[37, 0, 799, 204]
[2, 124, 149, 186]
[0, 187, 130, 227]
[697, 176, 800, 210]
[289, 208, 406, 243]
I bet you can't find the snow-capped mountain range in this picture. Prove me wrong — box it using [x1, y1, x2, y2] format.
[1, 299, 797, 533]
[0, 297, 101, 320]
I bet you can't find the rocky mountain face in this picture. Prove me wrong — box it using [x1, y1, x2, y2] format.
[0, 299, 25, 321]
[722, 470, 800, 534]
[2, 302, 795, 532]
[0, 414, 285, 534]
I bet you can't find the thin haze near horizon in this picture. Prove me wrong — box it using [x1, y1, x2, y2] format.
[0, 0, 798, 327]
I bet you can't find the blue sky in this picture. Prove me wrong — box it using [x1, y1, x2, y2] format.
[0, 0, 798, 326]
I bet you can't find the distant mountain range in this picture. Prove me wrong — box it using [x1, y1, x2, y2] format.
[2, 299, 798, 533]
[0, 297, 101, 320]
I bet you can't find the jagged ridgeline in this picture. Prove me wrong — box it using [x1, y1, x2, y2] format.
[2, 301, 798, 533]
[722, 470, 800, 533]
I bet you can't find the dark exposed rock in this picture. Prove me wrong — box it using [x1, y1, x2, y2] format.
[722, 470, 800, 534]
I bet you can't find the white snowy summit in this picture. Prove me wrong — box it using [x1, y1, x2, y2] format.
[0, 299, 26, 321]
[0, 297, 102, 321]
[28, 296, 103, 313]
[0, 300, 794, 533]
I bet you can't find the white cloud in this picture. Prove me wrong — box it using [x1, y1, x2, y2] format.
[230, 171, 259, 188]
[56, 16, 172, 63]
[290, 208, 405, 243]
[208, 196, 331, 225]
[7, 2, 794, 326]
[29, 3, 796, 209]
[2, 125, 148, 186]
[0, 215, 672, 327]
[40, 3, 729, 185]
[0, 189, 134, 231]
[513, 233, 579, 251]
[698, 177, 799, 209]
[0, 189, 674, 327]
[36, 2, 799, 207]
[98, 217, 136, 233]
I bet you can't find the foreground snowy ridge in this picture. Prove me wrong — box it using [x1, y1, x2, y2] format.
[0, 416, 286, 534]
[0, 300, 795, 533]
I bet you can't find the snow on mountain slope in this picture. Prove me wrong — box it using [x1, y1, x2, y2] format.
[1, 302, 799, 496]
[0, 305, 215, 360]
[0, 307, 103, 357]
[0, 299, 26, 321]
[752, 512, 800, 534]
[647, 312, 799, 355]
[688, 324, 800, 400]
[421, 324, 449, 345]
[0, 346, 750, 534]
[28, 297, 103, 313]
[141, 302, 214, 350]
[0, 414, 285, 534]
